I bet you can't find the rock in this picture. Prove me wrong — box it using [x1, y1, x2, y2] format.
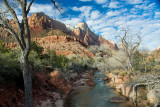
[103, 77, 111, 83]
[147, 89, 160, 104]
[55, 100, 63, 107]
[120, 84, 132, 98]
[49, 70, 72, 95]
[86, 79, 96, 86]
[69, 72, 79, 81]
[53, 92, 60, 100]
[72, 22, 116, 48]
[28, 12, 68, 33]
[33, 35, 94, 57]
[110, 96, 126, 103]
[81, 73, 89, 79]
[141, 100, 148, 106]
[115, 76, 123, 84]
[39, 99, 53, 107]
[73, 79, 87, 86]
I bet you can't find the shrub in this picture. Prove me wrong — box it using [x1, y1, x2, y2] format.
[67, 55, 92, 72]
[113, 69, 120, 75]
[28, 41, 46, 71]
[46, 49, 70, 73]
[30, 41, 43, 55]
[119, 70, 127, 76]
[0, 51, 23, 86]
[29, 50, 46, 71]
[0, 41, 10, 53]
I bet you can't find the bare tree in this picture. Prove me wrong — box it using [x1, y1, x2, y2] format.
[0, 0, 61, 106]
[118, 28, 141, 72]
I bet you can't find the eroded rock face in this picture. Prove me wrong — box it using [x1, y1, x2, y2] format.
[106, 73, 132, 99]
[72, 22, 98, 46]
[28, 12, 68, 33]
[71, 22, 116, 48]
[33, 35, 95, 57]
[49, 70, 72, 95]
[147, 89, 160, 104]
[86, 79, 96, 86]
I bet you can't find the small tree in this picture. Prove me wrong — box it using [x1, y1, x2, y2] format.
[117, 28, 141, 72]
[0, 0, 61, 106]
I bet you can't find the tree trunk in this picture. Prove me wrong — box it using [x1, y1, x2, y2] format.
[21, 52, 33, 107]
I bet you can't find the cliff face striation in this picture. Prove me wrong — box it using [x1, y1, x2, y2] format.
[2, 12, 116, 56]
[28, 12, 116, 49]
[70, 22, 115, 48]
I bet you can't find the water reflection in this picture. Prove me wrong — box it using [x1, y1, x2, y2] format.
[68, 71, 121, 107]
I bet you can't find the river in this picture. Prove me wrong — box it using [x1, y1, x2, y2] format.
[65, 71, 122, 107]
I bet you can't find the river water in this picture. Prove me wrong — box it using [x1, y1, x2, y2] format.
[66, 71, 122, 107]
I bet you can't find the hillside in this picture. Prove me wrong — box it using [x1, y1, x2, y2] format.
[28, 12, 115, 48]
[1, 12, 116, 57]
[33, 35, 95, 57]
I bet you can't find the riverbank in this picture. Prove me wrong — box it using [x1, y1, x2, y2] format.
[64, 69, 97, 107]
[104, 72, 158, 107]
[64, 71, 130, 107]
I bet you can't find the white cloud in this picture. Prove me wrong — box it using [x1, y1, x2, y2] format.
[17, 15, 23, 21]
[72, 6, 92, 12]
[72, 7, 79, 11]
[107, 10, 121, 16]
[79, 0, 92, 1]
[109, 1, 119, 8]
[72, 6, 93, 19]
[29, 3, 61, 18]
[90, 10, 101, 19]
[126, 0, 143, 4]
[95, 0, 108, 4]
[135, 3, 155, 10]
[155, 12, 160, 18]
[62, 1, 160, 50]
[62, 18, 82, 27]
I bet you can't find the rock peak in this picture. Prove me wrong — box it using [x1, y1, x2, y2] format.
[75, 22, 88, 31]
[28, 12, 68, 33]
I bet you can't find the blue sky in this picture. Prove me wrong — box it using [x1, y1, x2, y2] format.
[17, 0, 160, 50]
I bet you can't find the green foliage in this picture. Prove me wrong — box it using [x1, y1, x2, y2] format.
[47, 49, 70, 73]
[29, 50, 46, 71]
[0, 41, 10, 53]
[29, 41, 46, 71]
[30, 41, 43, 55]
[0, 51, 23, 86]
[133, 51, 143, 71]
[68, 56, 91, 72]
[119, 71, 127, 76]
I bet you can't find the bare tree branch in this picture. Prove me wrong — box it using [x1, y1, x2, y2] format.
[51, 0, 63, 13]
[26, 0, 34, 14]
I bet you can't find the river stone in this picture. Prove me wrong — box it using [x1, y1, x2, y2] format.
[86, 79, 96, 86]
[55, 100, 63, 107]
[110, 96, 126, 103]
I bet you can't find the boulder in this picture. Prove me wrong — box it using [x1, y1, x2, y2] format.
[73, 79, 87, 86]
[39, 99, 53, 107]
[115, 76, 123, 84]
[110, 96, 126, 103]
[55, 100, 63, 107]
[49, 70, 72, 95]
[86, 79, 96, 86]
[147, 89, 160, 104]
[120, 84, 132, 98]
[52, 92, 60, 100]
[69, 72, 79, 81]
[103, 76, 111, 83]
